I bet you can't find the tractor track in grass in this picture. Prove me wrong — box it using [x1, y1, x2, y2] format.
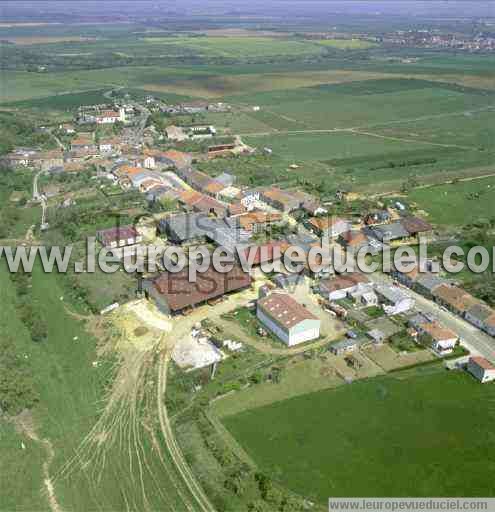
[157, 351, 215, 512]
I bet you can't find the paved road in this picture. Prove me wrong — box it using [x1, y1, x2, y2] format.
[368, 272, 495, 360]
[128, 101, 150, 146]
[32, 170, 49, 229]
[32, 169, 44, 201]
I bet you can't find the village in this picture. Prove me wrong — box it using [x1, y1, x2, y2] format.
[3, 91, 495, 390]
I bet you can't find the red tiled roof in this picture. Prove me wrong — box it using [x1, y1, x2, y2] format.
[262, 187, 297, 205]
[433, 284, 478, 313]
[340, 230, 367, 247]
[99, 110, 120, 118]
[470, 356, 495, 371]
[401, 216, 433, 234]
[162, 150, 191, 168]
[258, 292, 318, 330]
[237, 211, 282, 230]
[420, 321, 457, 342]
[228, 202, 246, 216]
[194, 196, 227, 215]
[485, 313, 495, 329]
[243, 241, 289, 265]
[320, 273, 369, 293]
[204, 181, 225, 194]
[97, 225, 139, 246]
[309, 216, 348, 232]
[153, 264, 251, 312]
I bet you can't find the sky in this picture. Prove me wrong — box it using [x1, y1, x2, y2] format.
[1, 1, 494, 20]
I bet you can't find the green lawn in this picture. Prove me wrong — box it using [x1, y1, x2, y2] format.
[409, 176, 495, 225]
[223, 369, 495, 503]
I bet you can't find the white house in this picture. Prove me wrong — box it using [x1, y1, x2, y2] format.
[143, 155, 156, 169]
[467, 357, 495, 383]
[319, 273, 370, 301]
[96, 108, 125, 124]
[240, 190, 260, 211]
[257, 292, 320, 347]
[421, 322, 458, 355]
[97, 226, 142, 249]
[375, 285, 415, 316]
[409, 313, 458, 355]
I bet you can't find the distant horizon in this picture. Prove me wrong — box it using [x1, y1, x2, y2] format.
[1, 0, 494, 20]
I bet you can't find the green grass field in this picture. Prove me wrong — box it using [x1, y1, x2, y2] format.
[232, 79, 495, 130]
[245, 131, 433, 162]
[142, 36, 326, 59]
[313, 38, 377, 50]
[223, 368, 495, 503]
[0, 263, 196, 511]
[408, 176, 495, 225]
[4, 89, 111, 111]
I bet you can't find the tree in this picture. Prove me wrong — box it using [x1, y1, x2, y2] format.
[249, 371, 263, 384]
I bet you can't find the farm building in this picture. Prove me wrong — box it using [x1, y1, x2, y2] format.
[177, 190, 227, 218]
[465, 303, 495, 335]
[375, 285, 415, 315]
[415, 273, 446, 298]
[260, 187, 301, 213]
[432, 284, 478, 318]
[349, 285, 378, 306]
[232, 211, 283, 233]
[207, 143, 237, 159]
[329, 337, 367, 356]
[319, 273, 369, 301]
[338, 230, 370, 252]
[158, 150, 192, 169]
[158, 212, 211, 244]
[204, 181, 226, 198]
[257, 292, 320, 347]
[467, 357, 495, 383]
[307, 216, 351, 239]
[96, 226, 142, 249]
[144, 264, 251, 315]
[95, 108, 125, 124]
[389, 259, 447, 298]
[368, 216, 432, 246]
[98, 138, 122, 154]
[364, 210, 391, 226]
[367, 221, 411, 245]
[70, 133, 96, 152]
[400, 216, 433, 240]
[367, 329, 386, 345]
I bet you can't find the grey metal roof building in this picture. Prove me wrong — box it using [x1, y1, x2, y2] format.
[158, 213, 212, 243]
[368, 222, 410, 242]
[415, 274, 446, 293]
[329, 337, 367, 355]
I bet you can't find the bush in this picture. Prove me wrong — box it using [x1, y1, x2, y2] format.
[0, 335, 39, 414]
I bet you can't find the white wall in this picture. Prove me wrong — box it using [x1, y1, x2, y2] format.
[257, 309, 320, 347]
